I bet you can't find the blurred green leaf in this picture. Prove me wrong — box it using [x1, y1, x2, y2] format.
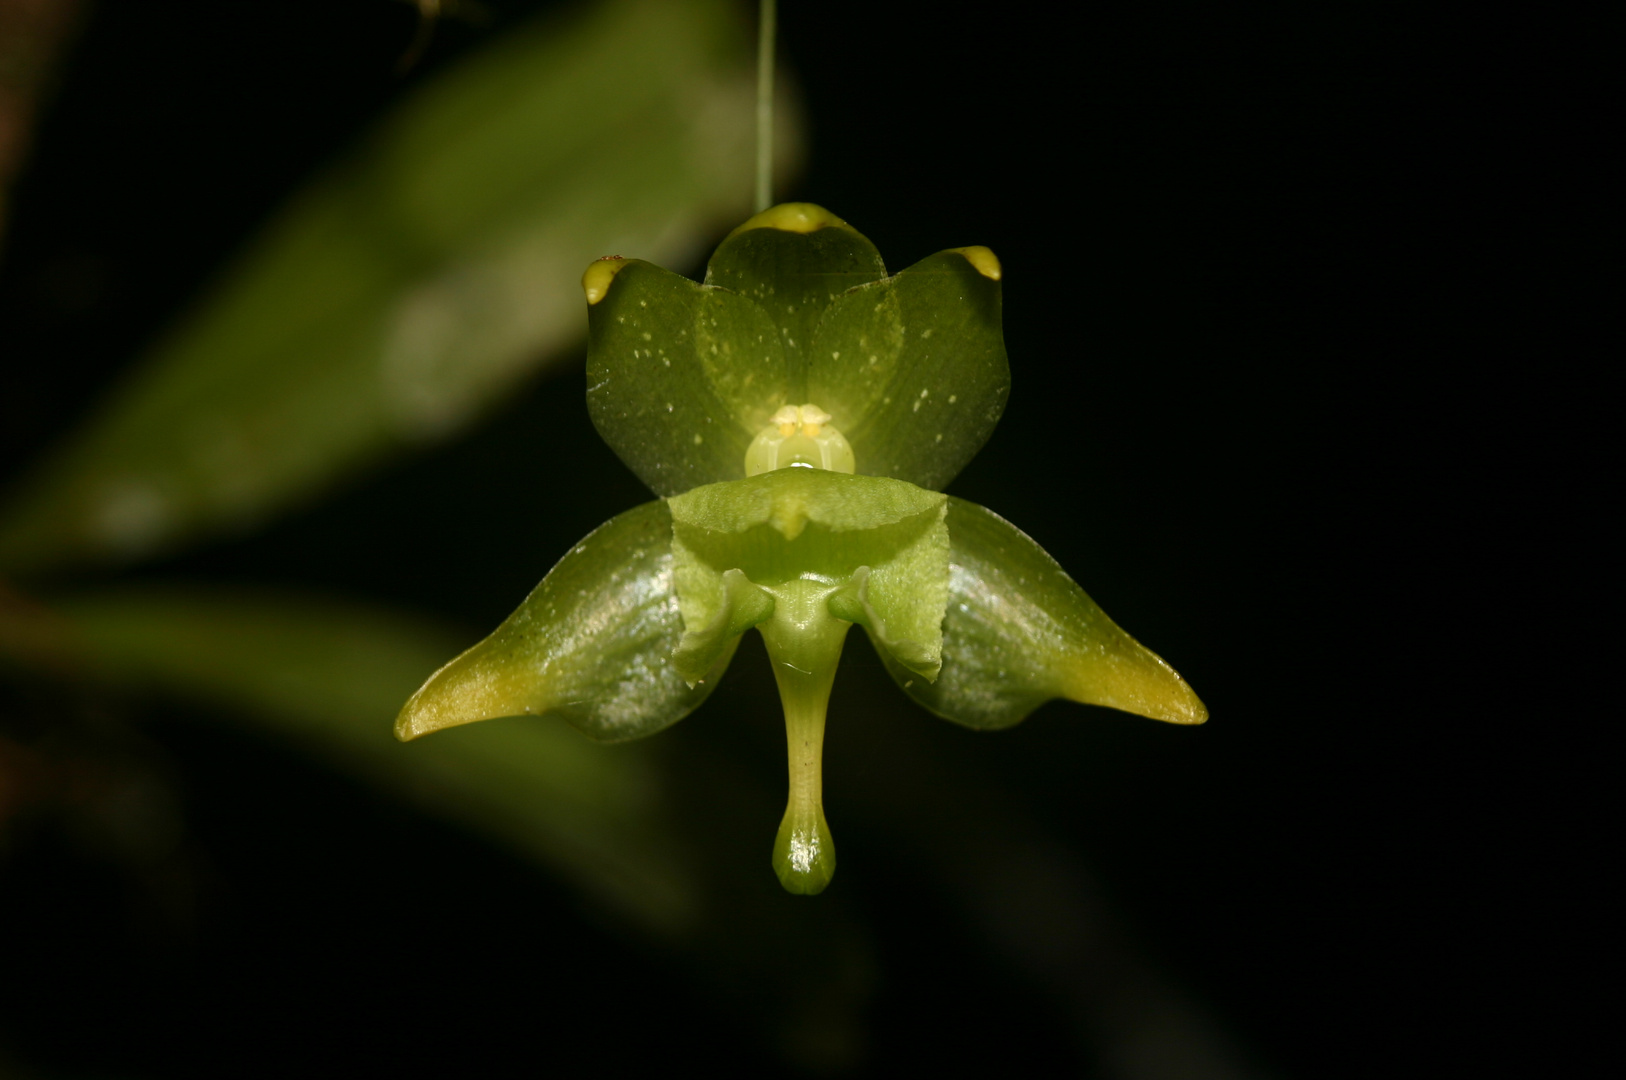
[0, 0, 795, 576]
[1, 585, 699, 934]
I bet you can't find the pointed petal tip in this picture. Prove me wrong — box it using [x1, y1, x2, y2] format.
[1056, 646, 1209, 728]
[1115, 670, 1208, 726]
[1136, 658, 1208, 725]
[1152, 687, 1209, 726]
[392, 710, 421, 742]
[391, 644, 526, 742]
[392, 678, 481, 742]
[393, 671, 442, 741]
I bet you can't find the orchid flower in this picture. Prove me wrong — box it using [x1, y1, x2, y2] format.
[395, 203, 1206, 895]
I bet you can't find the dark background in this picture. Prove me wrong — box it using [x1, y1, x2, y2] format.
[0, 1, 1597, 1077]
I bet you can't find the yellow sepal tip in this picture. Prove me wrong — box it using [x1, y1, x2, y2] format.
[582, 256, 631, 305]
[949, 245, 1002, 281]
[724, 202, 854, 241]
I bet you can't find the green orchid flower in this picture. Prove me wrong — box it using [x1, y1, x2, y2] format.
[395, 203, 1206, 895]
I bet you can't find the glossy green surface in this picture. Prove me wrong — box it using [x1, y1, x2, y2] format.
[587, 203, 1007, 494]
[669, 469, 948, 680]
[9, 585, 695, 933]
[586, 258, 789, 495]
[395, 500, 733, 745]
[807, 248, 1008, 491]
[704, 207, 888, 382]
[878, 498, 1208, 730]
[759, 578, 847, 895]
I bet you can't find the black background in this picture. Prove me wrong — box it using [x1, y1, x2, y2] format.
[0, 2, 1600, 1077]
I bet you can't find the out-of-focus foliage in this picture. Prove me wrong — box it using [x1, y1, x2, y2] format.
[2, 586, 697, 933]
[0, 0, 86, 247]
[0, 0, 796, 576]
[0, 0, 796, 937]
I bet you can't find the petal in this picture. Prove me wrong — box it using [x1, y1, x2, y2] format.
[703, 203, 889, 385]
[877, 498, 1207, 729]
[583, 206, 1008, 494]
[395, 500, 734, 743]
[807, 248, 1009, 490]
[586, 259, 791, 496]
